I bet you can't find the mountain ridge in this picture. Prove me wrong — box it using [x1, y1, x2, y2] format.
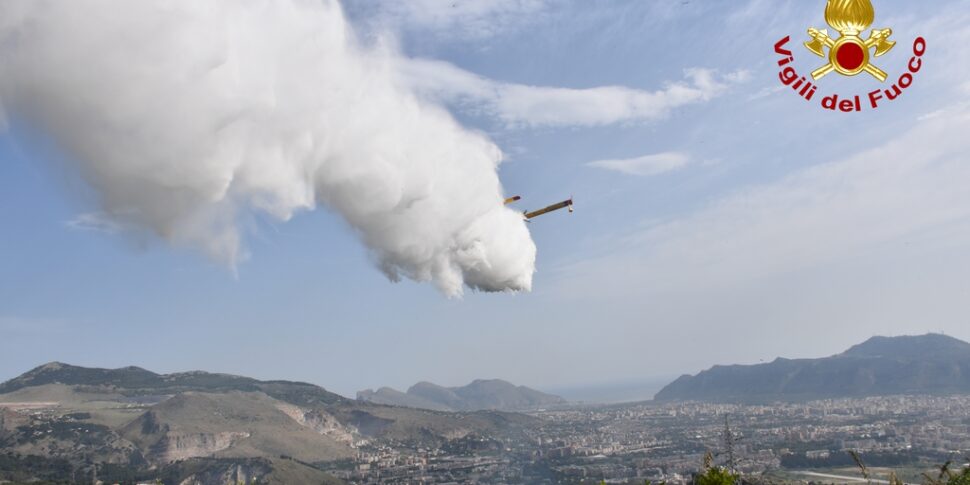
[655, 333, 970, 403]
[358, 378, 566, 411]
[0, 361, 345, 404]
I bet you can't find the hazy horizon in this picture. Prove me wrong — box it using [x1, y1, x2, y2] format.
[3, 332, 967, 400]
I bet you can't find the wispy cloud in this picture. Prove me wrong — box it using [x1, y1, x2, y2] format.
[746, 84, 786, 102]
[349, 0, 550, 40]
[65, 212, 123, 234]
[587, 152, 690, 177]
[563, 104, 970, 295]
[400, 59, 748, 128]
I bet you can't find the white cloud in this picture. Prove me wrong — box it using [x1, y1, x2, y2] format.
[1, 0, 536, 297]
[349, 0, 549, 40]
[541, 103, 970, 378]
[400, 59, 747, 127]
[561, 104, 970, 295]
[747, 84, 786, 102]
[587, 152, 690, 177]
[65, 212, 123, 234]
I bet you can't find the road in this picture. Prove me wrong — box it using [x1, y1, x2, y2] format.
[795, 471, 897, 484]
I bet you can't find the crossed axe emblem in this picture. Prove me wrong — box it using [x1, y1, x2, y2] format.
[804, 0, 895, 82]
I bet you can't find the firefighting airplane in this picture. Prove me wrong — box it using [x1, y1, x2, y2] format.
[504, 195, 574, 220]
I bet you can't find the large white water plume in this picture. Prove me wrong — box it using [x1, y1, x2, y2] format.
[0, 0, 536, 296]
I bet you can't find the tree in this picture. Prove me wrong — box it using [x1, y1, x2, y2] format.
[696, 451, 739, 485]
[924, 461, 970, 485]
[696, 466, 740, 485]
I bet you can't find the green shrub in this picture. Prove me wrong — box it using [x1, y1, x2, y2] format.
[696, 466, 739, 485]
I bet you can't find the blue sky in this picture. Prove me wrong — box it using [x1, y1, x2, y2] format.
[3, 0, 970, 398]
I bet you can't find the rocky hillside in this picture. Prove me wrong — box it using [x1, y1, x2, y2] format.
[655, 334, 970, 403]
[358, 379, 566, 411]
[0, 363, 539, 484]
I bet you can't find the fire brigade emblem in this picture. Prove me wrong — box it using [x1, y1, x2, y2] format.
[804, 0, 896, 81]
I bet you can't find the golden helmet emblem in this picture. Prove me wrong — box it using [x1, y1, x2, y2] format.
[804, 0, 896, 81]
